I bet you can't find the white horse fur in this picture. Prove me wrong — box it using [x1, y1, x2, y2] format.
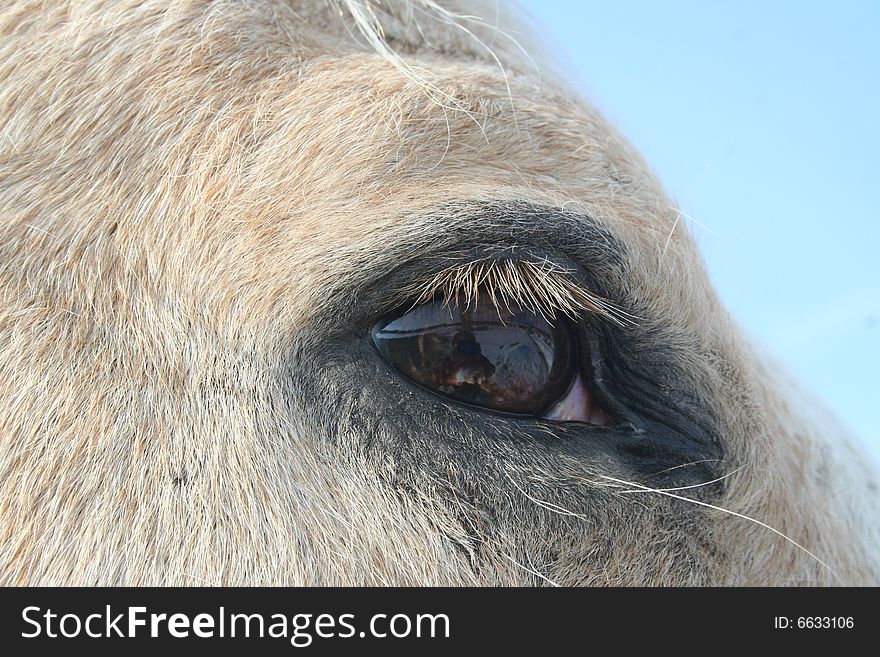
[0, 0, 877, 585]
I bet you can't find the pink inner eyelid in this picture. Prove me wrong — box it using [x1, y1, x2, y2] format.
[544, 373, 610, 426]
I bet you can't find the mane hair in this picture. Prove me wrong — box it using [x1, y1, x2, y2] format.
[335, 0, 541, 108]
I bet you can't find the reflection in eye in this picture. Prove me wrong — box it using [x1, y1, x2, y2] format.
[373, 298, 608, 423]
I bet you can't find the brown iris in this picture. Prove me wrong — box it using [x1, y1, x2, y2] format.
[372, 299, 575, 415]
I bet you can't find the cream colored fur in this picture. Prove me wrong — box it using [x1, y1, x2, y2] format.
[0, 0, 877, 585]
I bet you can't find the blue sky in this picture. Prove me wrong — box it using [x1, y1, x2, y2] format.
[518, 1, 879, 459]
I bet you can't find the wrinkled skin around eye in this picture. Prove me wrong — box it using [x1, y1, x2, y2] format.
[372, 298, 609, 425]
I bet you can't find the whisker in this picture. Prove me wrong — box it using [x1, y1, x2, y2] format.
[648, 459, 726, 476]
[501, 552, 560, 587]
[595, 473, 840, 582]
[616, 465, 746, 494]
[504, 473, 589, 520]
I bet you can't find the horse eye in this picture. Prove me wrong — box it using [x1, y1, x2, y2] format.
[372, 299, 576, 416]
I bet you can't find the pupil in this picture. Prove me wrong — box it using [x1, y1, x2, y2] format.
[372, 298, 574, 415]
[455, 339, 481, 356]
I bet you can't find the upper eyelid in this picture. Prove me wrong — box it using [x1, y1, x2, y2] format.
[306, 201, 633, 334]
[330, 200, 626, 297]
